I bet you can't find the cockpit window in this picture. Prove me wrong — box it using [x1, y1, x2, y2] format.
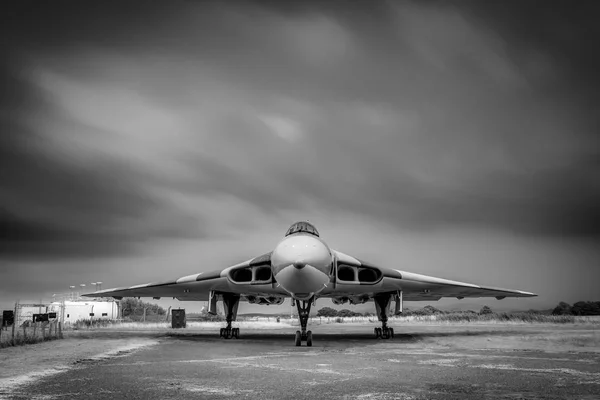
[285, 221, 320, 237]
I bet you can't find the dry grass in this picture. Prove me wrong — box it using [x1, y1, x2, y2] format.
[397, 313, 579, 324]
[61, 314, 600, 332]
[0, 322, 62, 348]
[3, 313, 589, 339]
[317, 313, 600, 325]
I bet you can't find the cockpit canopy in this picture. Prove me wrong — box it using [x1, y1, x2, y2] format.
[285, 221, 320, 237]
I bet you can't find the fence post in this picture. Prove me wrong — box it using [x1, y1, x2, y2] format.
[59, 301, 64, 339]
[11, 302, 17, 346]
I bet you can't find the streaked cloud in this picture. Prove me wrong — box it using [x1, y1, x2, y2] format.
[1, 1, 598, 308]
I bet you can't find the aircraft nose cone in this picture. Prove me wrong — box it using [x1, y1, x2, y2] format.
[293, 261, 306, 270]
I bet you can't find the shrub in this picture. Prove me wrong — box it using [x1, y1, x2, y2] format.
[479, 306, 493, 315]
[552, 302, 573, 315]
[317, 307, 338, 317]
[422, 305, 443, 315]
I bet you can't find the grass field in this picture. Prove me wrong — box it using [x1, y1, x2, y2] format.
[1, 313, 598, 348]
[62, 313, 600, 331]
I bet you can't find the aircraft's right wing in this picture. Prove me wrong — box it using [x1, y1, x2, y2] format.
[81, 251, 288, 302]
[323, 250, 537, 301]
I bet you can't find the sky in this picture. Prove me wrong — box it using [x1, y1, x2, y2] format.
[1, 0, 599, 313]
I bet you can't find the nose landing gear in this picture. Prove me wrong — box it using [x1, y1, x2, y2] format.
[294, 298, 313, 346]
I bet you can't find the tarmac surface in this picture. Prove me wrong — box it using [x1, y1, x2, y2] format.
[1, 323, 599, 399]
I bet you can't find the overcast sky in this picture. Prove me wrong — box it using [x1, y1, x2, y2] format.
[1, 1, 599, 313]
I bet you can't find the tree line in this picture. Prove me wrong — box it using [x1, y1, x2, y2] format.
[552, 301, 600, 316]
[317, 302, 600, 318]
[316, 305, 495, 317]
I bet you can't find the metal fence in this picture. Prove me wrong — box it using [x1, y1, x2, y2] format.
[0, 302, 64, 347]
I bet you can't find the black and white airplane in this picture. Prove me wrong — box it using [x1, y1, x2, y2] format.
[83, 221, 536, 346]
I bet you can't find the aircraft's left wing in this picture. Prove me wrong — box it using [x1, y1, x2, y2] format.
[323, 250, 537, 301]
[81, 251, 287, 301]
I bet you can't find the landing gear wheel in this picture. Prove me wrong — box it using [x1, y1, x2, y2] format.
[389, 328, 394, 338]
[306, 331, 313, 347]
[295, 331, 302, 347]
[375, 327, 382, 338]
[220, 327, 237, 339]
[382, 327, 389, 339]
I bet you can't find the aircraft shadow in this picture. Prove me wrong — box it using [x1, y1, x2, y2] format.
[164, 329, 530, 344]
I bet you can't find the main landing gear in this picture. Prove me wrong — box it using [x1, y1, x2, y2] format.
[219, 293, 240, 340]
[374, 294, 394, 340]
[220, 327, 240, 339]
[294, 298, 313, 346]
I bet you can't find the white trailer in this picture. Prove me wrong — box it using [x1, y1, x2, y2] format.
[48, 300, 119, 323]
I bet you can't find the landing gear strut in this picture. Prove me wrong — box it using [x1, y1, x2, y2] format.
[219, 294, 240, 339]
[374, 294, 394, 339]
[294, 298, 313, 346]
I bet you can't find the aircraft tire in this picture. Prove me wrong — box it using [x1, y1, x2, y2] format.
[295, 331, 302, 346]
[306, 331, 313, 347]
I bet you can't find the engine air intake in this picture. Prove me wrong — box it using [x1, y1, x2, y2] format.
[336, 263, 382, 284]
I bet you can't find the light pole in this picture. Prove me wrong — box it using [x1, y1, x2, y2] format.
[90, 282, 103, 292]
[69, 286, 75, 301]
[79, 284, 86, 299]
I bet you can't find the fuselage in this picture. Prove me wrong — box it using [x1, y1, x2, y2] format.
[271, 226, 332, 300]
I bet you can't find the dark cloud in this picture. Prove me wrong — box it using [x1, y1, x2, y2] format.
[0, 68, 206, 260]
[1, 0, 599, 268]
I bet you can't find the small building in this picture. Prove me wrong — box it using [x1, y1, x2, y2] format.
[48, 300, 119, 323]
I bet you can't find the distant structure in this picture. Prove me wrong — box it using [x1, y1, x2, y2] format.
[14, 300, 120, 324]
[17, 305, 52, 322]
[49, 300, 119, 323]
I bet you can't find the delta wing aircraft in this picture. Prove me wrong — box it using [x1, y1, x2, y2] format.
[83, 221, 536, 346]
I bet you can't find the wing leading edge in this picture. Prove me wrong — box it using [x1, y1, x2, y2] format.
[328, 250, 537, 301]
[81, 251, 285, 301]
